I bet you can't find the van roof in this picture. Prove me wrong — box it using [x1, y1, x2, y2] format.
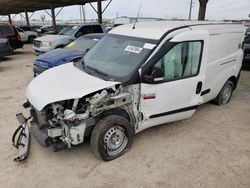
[109, 21, 244, 40]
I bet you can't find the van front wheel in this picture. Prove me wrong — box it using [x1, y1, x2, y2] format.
[90, 115, 134, 161]
[214, 80, 234, 105]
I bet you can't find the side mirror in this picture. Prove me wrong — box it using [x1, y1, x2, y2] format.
[143, 67, 164, 83]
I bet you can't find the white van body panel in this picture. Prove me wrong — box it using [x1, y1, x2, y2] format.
[190, 24, 245, 103]
[138, 30, 209, 132]
[137, 23, 245, 132]
[138, 111, 195, 132]
[109, 21, 236, 40]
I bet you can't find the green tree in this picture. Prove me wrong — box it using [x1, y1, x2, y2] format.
[198, 0, 209, 20]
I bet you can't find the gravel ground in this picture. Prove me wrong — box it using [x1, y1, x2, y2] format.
[0, 44, 250, 188]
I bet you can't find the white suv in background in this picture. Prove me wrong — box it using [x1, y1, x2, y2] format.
[15, 26, 38, 43]
[32, 24, 105, 55]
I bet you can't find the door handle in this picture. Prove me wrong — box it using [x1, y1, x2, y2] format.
[196, 81, 202, 94]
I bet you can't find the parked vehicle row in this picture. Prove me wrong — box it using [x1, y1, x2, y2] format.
[35, 25, 67, 36]
[44, 25, 67, 35]
[12, 21, 245, 162]
[0, 23, 110, 59]
[33, 33, 105, 76]
[19, 26, 39, 32]
[15, 26, 38, 43]
[33, 23, 105, 55]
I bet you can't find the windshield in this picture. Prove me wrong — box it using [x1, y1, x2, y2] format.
[65, 37, 98, 52]
[58, 25, 79, 36]
[83, 34, 156, 82]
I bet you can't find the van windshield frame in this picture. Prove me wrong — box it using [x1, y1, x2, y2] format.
[82, 34, 158, 82]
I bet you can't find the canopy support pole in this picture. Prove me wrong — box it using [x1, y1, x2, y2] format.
[8, 14, 12, 24]
[97, 0, 102, 24]
[25, 11, 30, 27]
[50, 3, 56, 31]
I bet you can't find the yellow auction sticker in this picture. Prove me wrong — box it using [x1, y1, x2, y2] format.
[124, 45, 142, 54]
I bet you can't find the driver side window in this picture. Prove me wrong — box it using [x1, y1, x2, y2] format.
[154, 41, 202, 81]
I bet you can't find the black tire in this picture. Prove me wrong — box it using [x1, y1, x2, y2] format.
[213, 80, 234, 105]
[28, 36, 36, 43]
[90, 115, 134, 161]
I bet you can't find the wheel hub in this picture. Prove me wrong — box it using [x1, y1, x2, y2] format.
[104, 126, 128, 156]
[222, 84, 232, 104]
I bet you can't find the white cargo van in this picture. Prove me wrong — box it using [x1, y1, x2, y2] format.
[13, 21, 245, 161]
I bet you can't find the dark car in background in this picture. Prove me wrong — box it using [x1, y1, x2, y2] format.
[0, 38, 13, 58]
[243, 34, 250, 68]
[36, 25, 66, 36]
[0, 24, 23, 50]
[33, 33, 105, 76]
[37, 25, 53, 35]
[31, 25, 43, 33]
[45, 25, 67, 35]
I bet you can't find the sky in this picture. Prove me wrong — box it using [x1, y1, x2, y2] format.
[2, 0, 250, 22]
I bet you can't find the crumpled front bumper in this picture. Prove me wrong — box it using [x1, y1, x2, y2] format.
[12, 113, 31, 162]
[12, 112, 61, 162]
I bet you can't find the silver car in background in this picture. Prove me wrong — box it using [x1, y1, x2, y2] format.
[33, 24, 105, 55]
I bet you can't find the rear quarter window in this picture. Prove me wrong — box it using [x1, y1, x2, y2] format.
[0, 25, 13, 35]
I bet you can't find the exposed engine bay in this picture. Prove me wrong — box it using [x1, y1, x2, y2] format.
[12, 84, 140, 160]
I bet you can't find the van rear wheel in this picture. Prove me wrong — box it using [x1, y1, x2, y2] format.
[90, 115, 134, 161]
[214, 80, 234, 105]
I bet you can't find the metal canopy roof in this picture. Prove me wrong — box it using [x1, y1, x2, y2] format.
[0, 0, 105, 15]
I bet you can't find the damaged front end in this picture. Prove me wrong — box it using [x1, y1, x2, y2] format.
[12, 113, 31, 162]
[12, 84, 138, 161]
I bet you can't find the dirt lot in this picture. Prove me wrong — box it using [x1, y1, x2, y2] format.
[0, 44, 250, 188]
